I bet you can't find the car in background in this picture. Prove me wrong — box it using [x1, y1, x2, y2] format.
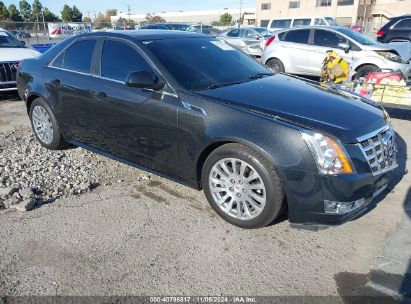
[262, 26, 411, 79]
[194, 25, 222, 37]
[139, 23, 199, 32]
[17, 30, 397, 228]
[0, 29, 40, 92]
[267, 17, 338, 31]
[377, 15, 411, 43]
[217, 27, 273, 57]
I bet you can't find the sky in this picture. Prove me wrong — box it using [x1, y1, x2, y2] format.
[4, 0, 256, 17]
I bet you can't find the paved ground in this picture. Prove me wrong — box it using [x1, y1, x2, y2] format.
[0, 97, 410, 300]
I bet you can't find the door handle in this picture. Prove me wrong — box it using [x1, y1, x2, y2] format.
[93, 92, 109, 101]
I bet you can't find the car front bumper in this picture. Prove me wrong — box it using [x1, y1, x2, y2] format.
[382, 61, 411, 80]
[282, 168, 395, 226]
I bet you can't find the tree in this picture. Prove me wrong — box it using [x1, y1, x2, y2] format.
[43, 7, 60, 22]
[211, 13, 233, 26]
[93, 9, 117, 29]
[71, 5, 82, 22]
[145, 13, 165, 23]
[0, 1, 10, 20]
[61, 4, 82, 22]
[31, 0, 42, 17]
[8, 4, 23, 22]
[18, 0, 31, 20]
[83, 16, 91, 23]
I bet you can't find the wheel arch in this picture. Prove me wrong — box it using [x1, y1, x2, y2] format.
[26, 93, 42, 113]
[196, 137, 280, 190]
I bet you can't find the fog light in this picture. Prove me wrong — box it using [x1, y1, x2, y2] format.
[324, 199, 365, 214]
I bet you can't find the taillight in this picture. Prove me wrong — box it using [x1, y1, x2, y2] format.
[377, 30, 385, 37]
[265, 36, 276, 47]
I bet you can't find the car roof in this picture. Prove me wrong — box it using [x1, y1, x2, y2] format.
[146, 22, 192, 26]
[279, 26, 346, 31]
[76, 30, 207, 40]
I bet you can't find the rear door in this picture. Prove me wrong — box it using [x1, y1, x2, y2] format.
[280, 29, 312, 74]
[307, 29, 354, 75]
[241, 29, 263, 55]
[44, 38, 99, 142]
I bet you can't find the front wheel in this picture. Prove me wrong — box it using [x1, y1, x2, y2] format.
[354, 64, 379, 79]
[202, 143, 285, 229]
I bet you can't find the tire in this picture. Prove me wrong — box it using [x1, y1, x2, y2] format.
[202, 143, 285, 229]
[266, 58, 285, 74]
[29, 97, 67, 150]
[354, 64, 379, 79]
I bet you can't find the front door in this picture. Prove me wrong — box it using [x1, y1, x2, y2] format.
[89, 39, 180, 174]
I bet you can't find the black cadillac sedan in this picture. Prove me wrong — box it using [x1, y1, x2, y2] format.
[17, 30, 397, 229]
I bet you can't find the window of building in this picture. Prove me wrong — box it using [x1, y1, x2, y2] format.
[261, 3, 271, 10]
[55, 40, 96, 73]
[283, 29, 310, 44]
[260, 20, 270, 27]
[316, 0, 332, 7]
[289, 1, 300, 8]
[337, 0, 354, 5]
[293, 19, 311, 27]
[101, 40, 151, 82]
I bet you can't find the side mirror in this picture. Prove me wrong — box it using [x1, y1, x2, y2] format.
[338, 42, 350, 53]
[125, 71, 165, 90]
[254, 35, 261, 40]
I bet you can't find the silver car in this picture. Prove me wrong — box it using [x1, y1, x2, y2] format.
[217, 27, 273, 57]
[262, 26, 411, 79]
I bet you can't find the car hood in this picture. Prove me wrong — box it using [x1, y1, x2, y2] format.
[361, 43, 411, 60]
[0, 47, 40, 62]
[198, 75, 386, 143]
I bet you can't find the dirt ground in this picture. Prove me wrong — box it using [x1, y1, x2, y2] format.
[0, 97, 410, 298]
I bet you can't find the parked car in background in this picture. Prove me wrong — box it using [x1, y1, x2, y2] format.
[18, 30, 397, 228]
[0, 29, 40, 92]
[267, 16, 338, 31]
[194, 25, 222, 37]
[139, 23, 199, 32]
[377, 15, 411, 43]
[217, 27, 273, 57]
[262, 26, 411, 79]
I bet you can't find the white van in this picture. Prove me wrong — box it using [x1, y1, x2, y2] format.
[267, 17, 338, 30]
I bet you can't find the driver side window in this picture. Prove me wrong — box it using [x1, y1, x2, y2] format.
[313, 30, 347, 48]
[101, 40, 151, 82]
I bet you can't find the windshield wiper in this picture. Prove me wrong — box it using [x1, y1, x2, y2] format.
[248, 72, 274, 80]
[197, 80, 249, 91]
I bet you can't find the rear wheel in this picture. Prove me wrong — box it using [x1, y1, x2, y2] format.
[354, 64, 379, 79]
[202, 143, 285, 229]
[29, 97, 67, 150]
[266, 58, 285, 74]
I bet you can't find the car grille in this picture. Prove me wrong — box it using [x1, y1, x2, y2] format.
[0, 61, 19, 83]
[358, 126, 397, 175]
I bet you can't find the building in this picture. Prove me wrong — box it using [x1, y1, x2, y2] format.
[111, 8, 256, 26]
[256, 0, 411, 28]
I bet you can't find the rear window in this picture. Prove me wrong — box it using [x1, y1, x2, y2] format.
[292, 19, 311, 27]
[53, 40, 96, 73]
[270, 19, 292, 29]
[394, 18, 411, 29]
[283, 29, 310, 44]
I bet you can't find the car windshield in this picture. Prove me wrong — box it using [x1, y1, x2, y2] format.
[325, 17, 339, 26]
[0, 31, 25, 48]
[143, 37, 272, 91]
[254, 28, 273, 38]
[336, 27, 378, 46]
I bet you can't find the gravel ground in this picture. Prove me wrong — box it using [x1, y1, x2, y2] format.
[0, 99, 410, 298]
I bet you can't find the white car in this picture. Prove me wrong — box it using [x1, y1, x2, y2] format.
[0, 29, 40, 92]
[261, 26, 411, 79]
[267, 16, 338, 31]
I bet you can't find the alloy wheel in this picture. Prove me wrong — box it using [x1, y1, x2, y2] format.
[32, 105, 54, 145]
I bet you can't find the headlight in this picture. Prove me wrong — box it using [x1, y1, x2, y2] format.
[301, 130, 354, 175]
[376, 51, 405, 64]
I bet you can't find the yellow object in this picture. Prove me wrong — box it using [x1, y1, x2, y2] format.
[321, 51, 349, 84]
[371, 79, 411, 105]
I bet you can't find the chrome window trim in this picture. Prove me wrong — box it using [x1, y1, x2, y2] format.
[47, 65, 91, 77]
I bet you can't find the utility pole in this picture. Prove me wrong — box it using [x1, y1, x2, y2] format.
[127, 5, 131, 21]
[238, 0, 243, 28]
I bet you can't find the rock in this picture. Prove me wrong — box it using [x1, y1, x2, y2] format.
[10, 199, 36, 212]
[0, 187, 13, 198]
[19, 186, 33, 199]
